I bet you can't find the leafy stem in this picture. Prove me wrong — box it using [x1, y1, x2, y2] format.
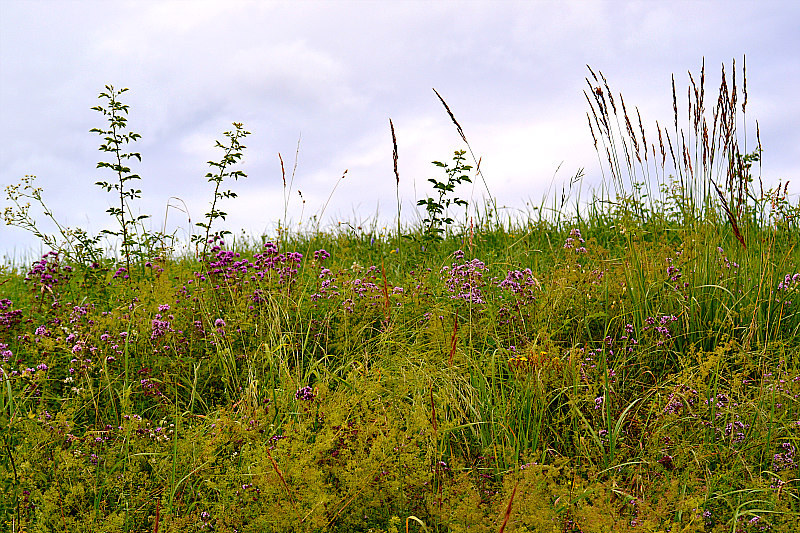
[192, 122, 250, 259]
[4, 175, 104, 268]
[414, 149, 472, 243]
[90, 85, 146, 273]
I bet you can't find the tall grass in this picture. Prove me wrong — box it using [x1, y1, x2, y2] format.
[1, 58, 799, 532]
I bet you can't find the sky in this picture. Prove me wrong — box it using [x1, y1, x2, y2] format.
[1, 0, 799, 261]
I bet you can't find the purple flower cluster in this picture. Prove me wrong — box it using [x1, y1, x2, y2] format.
[776, 272, 800, 306]
[665, 256, 691, 294]
[497, 268, 540, 300]
[772, 442, 796, 471]
[706, 392, 735, 411]
[9, 364, 48, 378]
[317, 265, 393, 313]
[26, 251, 70, 287]
[716, 246, 740, 270]
[594, 395, 604, 410]
[269, 434, 287, 445]
[138, 376, 163, 398]
[442, 253, 487, 304]
[199, 510, 213, 530]
[237, 482, 261, 502]
[313, 249, 331, 263]
[251, 244, 303, 285]
[69, 305, 91, 325]
[703, 393, 750, 445]
[311, 267, 339, 302]
[665, 257, 681, 283]
[619, 323, 638, 350]
[295, 385, 315, 401]
[97, 330, 131, 360]
[0, 298, 23, 333]
[777, 273, 800, 291]
[0, 343, 12, 363]
[348, 271, 382, 298]
[643, 315, 678, 346]
[150, 313, 175, 340]
[722, 419, 749, 444]
[663, 385, 698, 415]
[735, 513, 771, 532]
[197, 241, 304, 288]
[563, 228, 587, 253]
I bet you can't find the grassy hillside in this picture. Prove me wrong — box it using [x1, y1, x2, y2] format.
[1, 62, 799, 532]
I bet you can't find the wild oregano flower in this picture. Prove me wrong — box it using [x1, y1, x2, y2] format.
[497, 268, 540, 300]
[665, 257, 681, 282]
[112, 267, 128, 280]
[716, 246, 740, 270]
[772, 442, 796, 471]
[663, 385, 698, 415]
[311, 268, 338, 302]
[594, 396, 604, 410]
[723, 419, 749, 443]
[643, 314, 678, 346]
[0, 300, 23, 332]
[150, 315, 173, 340]
[620, 323, 639, 347]
[777, 273, 800, 290]
[295, 386, 315, 401]
[441, 253, 488, 304]
[0, 343, 12, 362]
[189, 240, 304, 294]
[563, 228, 587, 252]
[776, 273, 800, 306]
[314, 249, 331, 262]
[26, 252, 71, 292]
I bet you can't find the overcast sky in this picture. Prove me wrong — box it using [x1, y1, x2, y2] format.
[2, 0, 799, 261]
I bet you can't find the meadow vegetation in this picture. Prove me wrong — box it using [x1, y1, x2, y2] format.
[1, 59, 798, 532]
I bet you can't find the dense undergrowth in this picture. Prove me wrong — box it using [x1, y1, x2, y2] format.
[1, 60, 799, 532]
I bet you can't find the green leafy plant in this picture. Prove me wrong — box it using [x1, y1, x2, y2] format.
[192, 122, 250, 259]
[91, 85, 153, 272]
[414, 149, 472, 243]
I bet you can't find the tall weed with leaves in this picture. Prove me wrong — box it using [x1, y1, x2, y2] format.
[91, 85, 156, 272]
[413, 149, 472, 244]
[192, 122, 250, 259]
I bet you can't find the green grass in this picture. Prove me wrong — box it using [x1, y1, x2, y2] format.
[2, 215, 798, 532]
[1, 59, 799, 532]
